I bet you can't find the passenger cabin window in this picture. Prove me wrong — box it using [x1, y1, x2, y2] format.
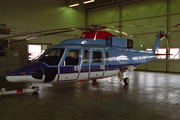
[38, 49, 64, 65]
[84, 50, 89, 63]
[93, 51, 102, 62]
[64, 50, 80, 66]
[106, 52, 109, 62]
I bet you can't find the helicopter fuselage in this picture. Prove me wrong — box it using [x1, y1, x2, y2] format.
[6, 42, 155, 83]
[6, 31, 160, 83]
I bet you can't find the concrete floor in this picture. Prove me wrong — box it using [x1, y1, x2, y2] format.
[0, 71, 180, 120]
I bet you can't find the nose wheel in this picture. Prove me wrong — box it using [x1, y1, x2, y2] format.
[31, 86, 39, 93]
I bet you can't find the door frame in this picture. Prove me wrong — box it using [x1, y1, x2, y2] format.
[88, 48, 105, 79]
[57, 46, 83, 81]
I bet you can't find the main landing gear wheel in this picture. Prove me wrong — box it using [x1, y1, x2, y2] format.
[124, 77, 129, 84]
[117, 69, 129, 85]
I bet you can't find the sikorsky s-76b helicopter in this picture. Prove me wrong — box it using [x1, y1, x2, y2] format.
[1, 25, 167, 92]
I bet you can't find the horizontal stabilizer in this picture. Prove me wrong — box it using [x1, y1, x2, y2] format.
[155, 54, 172, 56]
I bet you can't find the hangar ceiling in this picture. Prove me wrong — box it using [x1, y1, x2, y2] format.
[84, 0, 147, 10]
[66, 0, 147, 10]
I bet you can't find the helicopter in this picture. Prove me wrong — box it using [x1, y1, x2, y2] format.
[1, 25, 166, 92]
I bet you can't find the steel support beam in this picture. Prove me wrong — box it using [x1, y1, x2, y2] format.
[166, 0, 170, 72]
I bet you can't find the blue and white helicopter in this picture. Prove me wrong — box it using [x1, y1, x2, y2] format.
[2, 25, 166, 91]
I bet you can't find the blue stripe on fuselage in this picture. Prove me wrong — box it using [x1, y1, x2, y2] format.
[59, 63, 142, 74]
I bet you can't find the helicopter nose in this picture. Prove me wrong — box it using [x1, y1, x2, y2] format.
[6, 62, 47, 83]
[6, 75, 28, 82]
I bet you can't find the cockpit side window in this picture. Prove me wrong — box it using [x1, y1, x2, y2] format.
[38, 49, 64, 65]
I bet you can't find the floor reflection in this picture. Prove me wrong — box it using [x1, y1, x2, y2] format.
[1, 71, 180, 119]
[125, 71, 180, 105]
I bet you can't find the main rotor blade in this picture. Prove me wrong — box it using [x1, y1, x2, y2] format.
[174, 23, 180, 27]
[0, 27, 82, 39]
[27, 29, 75, 39]
[8, 29, 75, 44]
[104, 28, 135, 38]
[114, 25, 166, 28]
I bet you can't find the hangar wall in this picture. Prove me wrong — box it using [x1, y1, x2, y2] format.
[0, 0, 85, 45]
[86, 0, 180, 73]
[0, 0, 85, 77]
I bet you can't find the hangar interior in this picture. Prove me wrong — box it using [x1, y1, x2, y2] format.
[0, 0, 180, 77]
[1, 0, 180, 120]
[86, 0, 180, 73]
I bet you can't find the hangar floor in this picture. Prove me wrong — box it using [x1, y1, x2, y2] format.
[0, 71, 180, 120]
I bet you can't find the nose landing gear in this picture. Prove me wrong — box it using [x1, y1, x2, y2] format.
[31, 86, 39, 93]
[0, 87, 39, 95]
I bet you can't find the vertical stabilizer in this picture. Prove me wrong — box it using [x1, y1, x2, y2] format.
[152, 31, 164, 53]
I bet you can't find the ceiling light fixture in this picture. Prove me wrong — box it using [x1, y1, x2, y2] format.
[69, 3, 79, 7]
[83, 0, 94, 4]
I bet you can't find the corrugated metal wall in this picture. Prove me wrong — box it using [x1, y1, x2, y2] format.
[86, 0, 180, 72]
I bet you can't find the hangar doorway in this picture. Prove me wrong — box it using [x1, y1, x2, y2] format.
[28, 43, 51, 61]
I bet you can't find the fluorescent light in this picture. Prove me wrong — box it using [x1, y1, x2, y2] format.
[83, 0, 94, 4]
[69, 3, 79, 7]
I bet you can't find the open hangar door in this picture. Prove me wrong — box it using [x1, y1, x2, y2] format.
[85, 0, 180, 73]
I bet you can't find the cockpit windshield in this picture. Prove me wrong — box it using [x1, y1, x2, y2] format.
[38, 48, 64, 65]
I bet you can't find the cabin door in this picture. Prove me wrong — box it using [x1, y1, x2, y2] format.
[89, 48, 105, 79]
[58, 47, 82, 81]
